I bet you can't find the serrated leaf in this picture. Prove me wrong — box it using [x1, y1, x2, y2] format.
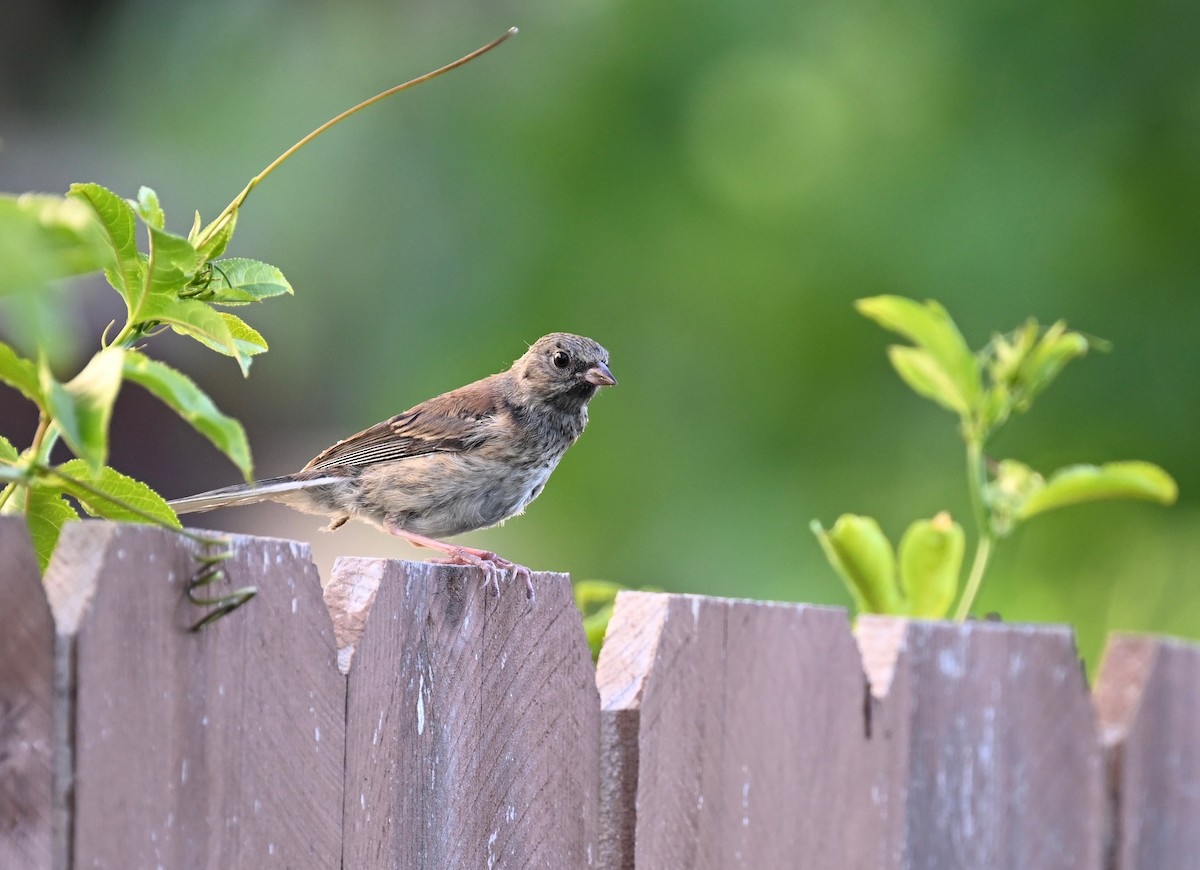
[184, 311, 266, 375]
[55, 458, 181, 528]
[68, 183, 142, 303]
[858, 296, 981, 416]
[0, 340, 43, 409]
[887, 346, 970, 416]
[199, 258, 294, 305]
[898, 512, 964, 619]
[143, 225, 201, 303]
[811, 514, 903, 614]
[220, 312, 267, 355]
[135, 186, 165, 229]
[18, 485, 80, 572]
[0, 434, 18, 463]
[0, 193, 109, 294]
[136, 294, 250, 370]
[123, 351, 253, 479]
[1016, 461, 1178, 520]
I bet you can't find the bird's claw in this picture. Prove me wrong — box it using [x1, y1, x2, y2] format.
[431, 548, 535, 602]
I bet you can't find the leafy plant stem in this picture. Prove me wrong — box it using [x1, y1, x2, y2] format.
[36, 463, 216, 545]
[0, 415, 53, 512]
[195, 26, 518, 250]
[954, 533, 993, 622]
[964, 436, 989, 535]
[954, 436, 995, 621]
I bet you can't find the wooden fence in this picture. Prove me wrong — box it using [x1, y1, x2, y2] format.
[1, 515, 1198, 869]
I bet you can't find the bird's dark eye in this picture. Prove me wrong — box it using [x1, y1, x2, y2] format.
[552, 350, 571, 369]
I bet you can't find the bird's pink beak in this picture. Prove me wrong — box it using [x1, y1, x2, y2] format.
[584, 362, 617, 387]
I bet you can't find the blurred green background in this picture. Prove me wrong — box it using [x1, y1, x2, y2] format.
[2, 0, 1197, 668]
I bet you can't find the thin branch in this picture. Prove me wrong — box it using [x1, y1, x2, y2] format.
[196, 27, 519, 248]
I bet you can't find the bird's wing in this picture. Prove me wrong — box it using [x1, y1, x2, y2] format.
[302, 381, 503, 472]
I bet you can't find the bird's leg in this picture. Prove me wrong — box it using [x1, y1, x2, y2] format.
[388, 528, 534, 600]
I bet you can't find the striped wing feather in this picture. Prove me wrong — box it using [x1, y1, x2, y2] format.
[302, 385, 501, 472]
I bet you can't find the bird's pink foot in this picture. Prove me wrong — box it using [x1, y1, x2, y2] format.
[390, 529, 535, 601]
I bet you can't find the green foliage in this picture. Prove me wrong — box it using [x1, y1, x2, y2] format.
[122, 351, 252, 478]
[0, 29, 516, 589]
[815, 297, 1177, 621]
[811, 512, 963, 619]
[574, 579, 626, 660]
[0, 179, 287, 568]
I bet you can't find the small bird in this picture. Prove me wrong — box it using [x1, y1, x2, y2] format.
[170, 333, 615, 592]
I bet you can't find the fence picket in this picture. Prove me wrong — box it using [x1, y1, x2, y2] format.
[1095, 634, 1200, 869]
[327, 559, 600, 868]
[596, 592, 879, 869]
[0, 518, 54, 870]
[857, 616, 1105, 870]
[42, 522, 344, 869]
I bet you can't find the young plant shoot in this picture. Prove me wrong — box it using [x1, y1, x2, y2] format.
[812, 297, 1177, 622]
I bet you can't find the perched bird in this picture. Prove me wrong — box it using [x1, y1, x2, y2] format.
[170, 333, 615, 592]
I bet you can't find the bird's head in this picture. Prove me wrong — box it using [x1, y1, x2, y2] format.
[513, 333, 616, 408]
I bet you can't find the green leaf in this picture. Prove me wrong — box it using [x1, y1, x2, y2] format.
[898, 512, 964, 619]
[135, 186, 165, 230]
[196, 258, 294, 305]
[39, 361, 83, 464]
[20, 486, 80, 572]
[0, 434, 18, 463]
[62, 347, 126, 472]
[987, 320, 1039, 387]
[55, 459, 181, 528]
[886, 346, 970, 416]
[123, 351, 253, 479]
[574, 579, 624, 611]
[857, 296, 981, 417]
[1011, 322, 1090, 412]
[68, 183, 142, 303]
[219, 312, 268, 356]
[574, 580, 629, 660]
[1016, 461, 1178, 520]
[135, 295, 255, 372]
[582, 604, 614, 661]
[811, 514, 904, 614]
[0, 193, 109, 294]
[143, 225, 201, 305]
[0, 340, 44, 409]
[183, 311, 266, 375]
[195, 210, 238, 261]
[38, 349, 125, 472]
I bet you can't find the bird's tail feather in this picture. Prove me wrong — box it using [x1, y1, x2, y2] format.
[168, 475, 336, 514]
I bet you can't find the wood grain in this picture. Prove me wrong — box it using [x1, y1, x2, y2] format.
[596, 591, 878, 870]
[0, 518, 54, 870]
[329, 559, 600, 868]
[1095, 633, 1200, 869]
[857, 616, 1104, 870]
[42, 522, 344, 869]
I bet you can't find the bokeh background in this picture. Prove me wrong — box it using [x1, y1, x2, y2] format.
[2, 0, 1197, 668]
